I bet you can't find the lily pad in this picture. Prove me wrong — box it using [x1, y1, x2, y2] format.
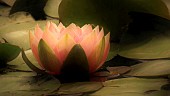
[119, 12, 170, 59]
[0, 74, 60, 96]
[57, 82, 103, 95]
[59, 0, 169, 41]
[0, 43, 20, 63]
[125, 60, 170, 77]
[91, 77, 168, 96]
[107, 66, 131, 75]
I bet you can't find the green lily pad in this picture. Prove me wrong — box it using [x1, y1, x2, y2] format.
[119, 12, 170, 59]
[0, 43, 20, 63]
[91, 77, 168, 96]
[57, 82, 103, 95]
[59, 0, 169, 41]
[125, 60, 170, 77]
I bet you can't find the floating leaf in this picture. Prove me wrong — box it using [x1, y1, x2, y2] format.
[91, 77, 168, 96]
[59, 0, 170, 41]
[107, 66, 131, 75]
[119, 12, 170, 59]
[57, 82, 103, 95]
[125, 60, 170, 77]
[0, 74, 60, 96]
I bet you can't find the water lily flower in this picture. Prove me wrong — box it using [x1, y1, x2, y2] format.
[30, 22, 110, 75]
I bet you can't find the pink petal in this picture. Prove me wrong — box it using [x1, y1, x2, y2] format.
[81, 24, 93, 36]
[29, 32, 44, 69]
[42, 28, 58, 50]
[55, 34, 76, 63]
[99, 32, 110, 68]
[80, 31, 97, 58]
[34, 24, 43, 40]
[93, 26, 100, 34]
[49, 22, 57, 33]
[96, 28, 104, 44]
[62, 23, 82, 43]
[57, 22, 65, 31]
[88, 37, 105, 73]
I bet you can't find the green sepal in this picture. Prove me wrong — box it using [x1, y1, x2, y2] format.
[38, 39, 60, 74]
[21, 49, 46, 74]
[60, 44, 89, 82]
[0, 43, 21, 63]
